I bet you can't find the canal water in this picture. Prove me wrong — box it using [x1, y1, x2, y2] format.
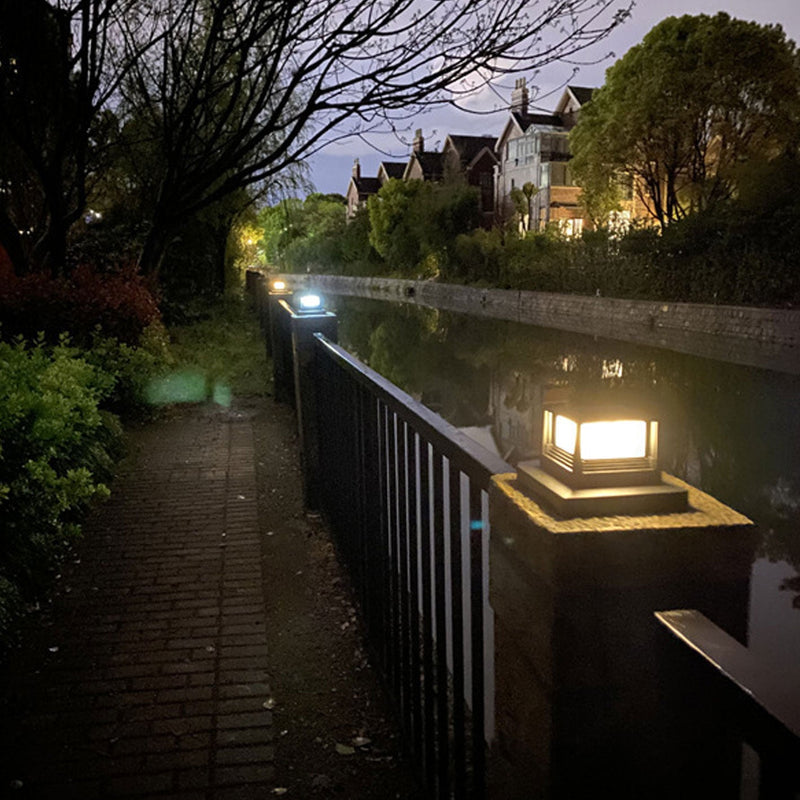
[329, 294, 800, 676]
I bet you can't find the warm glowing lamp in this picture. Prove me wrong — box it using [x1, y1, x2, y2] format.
[295, 292, 323, 313]
[517, 404, 688, 517]
[271, 279, 287, 292]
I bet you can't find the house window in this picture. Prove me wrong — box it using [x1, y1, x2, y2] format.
[550, 162, 567, 186]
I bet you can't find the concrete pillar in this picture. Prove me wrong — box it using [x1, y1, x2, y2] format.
[487, 473, 757, 799]
[290, 311, 338, 510]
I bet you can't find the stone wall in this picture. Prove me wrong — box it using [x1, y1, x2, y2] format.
[276, 274, 800, 373]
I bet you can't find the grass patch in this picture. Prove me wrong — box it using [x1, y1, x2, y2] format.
[166, 297, 270, 400]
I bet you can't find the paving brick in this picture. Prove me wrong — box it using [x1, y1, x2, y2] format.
[108, 772, 173, 795]
[215, 744, 275, 765]
[216, 764, 277, 785]
[0, 405, 279, 797]
[217, 711, 274, 729]
[216, 727, 276, 748]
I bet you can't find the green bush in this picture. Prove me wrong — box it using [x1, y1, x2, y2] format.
[83, 322, 173, 418]
[0, 338, 123, 639]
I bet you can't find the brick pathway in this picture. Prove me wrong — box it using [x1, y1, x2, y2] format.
[0, 403, 275, 799]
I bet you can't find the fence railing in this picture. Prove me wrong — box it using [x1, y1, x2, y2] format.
[249, 272, 800, 799]
[313, 332, 510, 799]
[656, 609, 800, 800]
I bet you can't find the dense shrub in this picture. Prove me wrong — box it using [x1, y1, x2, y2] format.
[82, 322, 173, 417]
[0, 338, 121, 637]
[0, 263, 161, 345]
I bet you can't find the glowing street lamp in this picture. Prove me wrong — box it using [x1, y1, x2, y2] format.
[517, 404, 688, 517]
[294, 292, 324, 314]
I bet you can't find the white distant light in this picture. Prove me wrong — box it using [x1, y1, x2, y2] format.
[298, 293, 322, 311]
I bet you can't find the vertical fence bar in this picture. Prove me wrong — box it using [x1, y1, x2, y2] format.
[406, 426, 423, 763]
[432, 450, 450, 800]
[361, 390, 382, 643]
[354, 385, 369, 622]
[469, 481, 487, 799]
[419, 440, 437, 796]
[387, 410, 400, 699]
[377, 402, 391, 673]
[450, 464, 467, 797]
[397, 421, 412, 738]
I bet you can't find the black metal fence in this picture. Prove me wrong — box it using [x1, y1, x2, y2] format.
[656, 610, 800, 800]
[312, 332, 509, 799]
[249, 272, 800, 799]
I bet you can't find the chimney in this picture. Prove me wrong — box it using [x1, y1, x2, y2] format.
[413, 129, 424, 153]
[352, 158, 360, 180]
[511, 77, 529, 115]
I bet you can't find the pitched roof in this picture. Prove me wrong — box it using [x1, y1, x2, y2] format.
[354, 176, 380, 197]
[566, 86, 595, 105]
[407, 151, 444, 181]
[379, 161, 406, 180]
[446, 135, 498, 163]
[512, 111, 563, 132]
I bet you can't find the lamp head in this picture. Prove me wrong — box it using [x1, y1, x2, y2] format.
[517, 402, 688, 518]
[294, 291, 324, 313]
[541, 403, 659, 489]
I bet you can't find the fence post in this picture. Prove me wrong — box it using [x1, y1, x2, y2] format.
[266, 284, 292, 357]
[270, 298, 296, 404]
[290, 311, 338, 510]
[486, 474, 757, 799]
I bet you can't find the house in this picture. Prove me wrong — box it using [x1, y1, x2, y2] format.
[403, 130, 445, 182]
[345, 159, 407, 219]
[494, 80, 593, 235]
[441, 134, 499, 226]
[345, 160, 381, 219]
[377, 161, 405, 183]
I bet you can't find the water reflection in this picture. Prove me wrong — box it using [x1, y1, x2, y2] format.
[333, 296, 800, 651]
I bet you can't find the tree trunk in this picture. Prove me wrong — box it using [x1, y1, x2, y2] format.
[138, 222, 170, 278]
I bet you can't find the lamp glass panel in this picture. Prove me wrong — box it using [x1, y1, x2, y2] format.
[554, 415, 577, 454]
[580, 420, 646, 460]
[272, 280, 286, 290]
[299, 293, 321, 309]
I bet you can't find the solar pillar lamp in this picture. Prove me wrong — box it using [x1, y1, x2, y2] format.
[517, 403, 688, 517]
[293, 291, 324, 314]
[270, 279, 289, 293]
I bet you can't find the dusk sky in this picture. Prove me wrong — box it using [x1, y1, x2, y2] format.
[307, 0, 800, 196]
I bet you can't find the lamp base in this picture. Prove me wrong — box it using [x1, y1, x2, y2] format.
[517, 461, 689, 518]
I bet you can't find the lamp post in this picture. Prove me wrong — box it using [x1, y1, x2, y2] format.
[266, 277, 292, 371]
[487, 400, 757, 798]
[286, 292, 337, 510]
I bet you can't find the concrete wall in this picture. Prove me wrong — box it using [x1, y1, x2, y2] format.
[276, 274, 800, 374]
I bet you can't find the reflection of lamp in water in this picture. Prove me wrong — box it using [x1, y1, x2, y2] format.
[517, 404, 688, 517]
[295, 292, 323, 313]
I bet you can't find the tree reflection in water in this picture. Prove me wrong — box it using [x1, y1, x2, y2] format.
[334, 296, 800, 599]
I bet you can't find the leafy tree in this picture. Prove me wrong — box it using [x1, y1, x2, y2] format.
[368, 180, 430, 274]
[368, 179, 481, 275]
[2, 0, 631, 280]
[510, 182, 540, 232]
[570, 13, 800, 228]
[0, 0, 165, 275]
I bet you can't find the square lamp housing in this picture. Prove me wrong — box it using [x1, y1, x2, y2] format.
[294, 292, 324, 314]
[517, 405, 688, 518]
